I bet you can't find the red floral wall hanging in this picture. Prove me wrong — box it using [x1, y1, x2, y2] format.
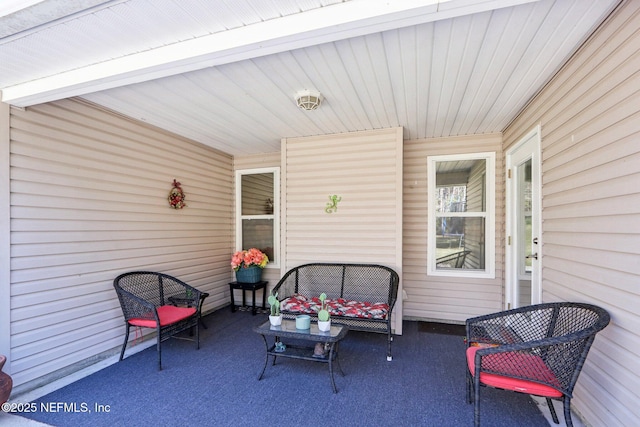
[168, 179, 186, 209]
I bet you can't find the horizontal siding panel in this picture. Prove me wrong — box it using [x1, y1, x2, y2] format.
[545, 127, 640, 192]
[284, 253, 390, 266]
[542, 70, 640, 161]
[11, 330, 125, 385]
[541, 37, 640, 148]
[577, 370, 639, 427]
[233, 152, 280, 170]
[579, 339, 640, 426]
[11, 229, 227, 245]
[543, 214, 640, 234]
[11, 308, 121, 348]
[543, 231, 640, 254]
[12, 316, 123, 362]
[544, 193, 640, 219]
[589, 342, 640, 398]
[11, 244, 219, 273]
[13, 251, 223, 284]
[543, 265, 639, 316]
[544, 171, 640, 207]
[12, 300, 120, 336]
[285, 141, 398, 157]
[9, 99, 234, 386]
[287, 183, 398, 195]
[11, 235, 226, 258]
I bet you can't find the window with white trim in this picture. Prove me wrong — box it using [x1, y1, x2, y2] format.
[427, 153, 495, 278]
[235, 168, 279, 268]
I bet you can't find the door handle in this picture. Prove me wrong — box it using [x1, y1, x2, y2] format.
[526, 253, 538, 260]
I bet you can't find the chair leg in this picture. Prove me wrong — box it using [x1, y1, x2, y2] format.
[474, 378, 481, 427]
[198, 296, 208, 329]
[157, 327, 162, 371]
[563, 396, 573, 427]
[119, 324, 130, 361]
[546, 398, 559, 424]
[466, 370, 473, 404]
[196, 320, 200, 350]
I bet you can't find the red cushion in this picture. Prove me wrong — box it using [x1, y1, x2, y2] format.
[280, 294, 389, 319]
[466, 346, 563, 398]
[128, 305, 196, 328]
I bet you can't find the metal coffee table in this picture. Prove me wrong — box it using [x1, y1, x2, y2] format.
[253, 319, 348, 393]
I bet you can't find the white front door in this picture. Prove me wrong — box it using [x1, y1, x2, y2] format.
[506, 126, 541, 309]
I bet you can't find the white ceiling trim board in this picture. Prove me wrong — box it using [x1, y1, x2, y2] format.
[1, 0, 540, 107]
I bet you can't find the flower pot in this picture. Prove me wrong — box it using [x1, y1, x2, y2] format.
[235, 265, 262, 283]
[0, 355, 12, 405]
[318, 319, 331, 332]
[295, 315, 310, 330]
[269, 314, 282, 326]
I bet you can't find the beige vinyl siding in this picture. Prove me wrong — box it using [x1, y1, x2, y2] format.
[403, 134, 503, 322]
[233, 153, 281, 293]
[9, 98, 233, 388]
[234, 152, 280, 170]
[282, 128, 403, 333]
[503, 1, 640, 426]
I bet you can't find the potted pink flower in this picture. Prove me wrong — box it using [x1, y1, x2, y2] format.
[231, 248, 269, 283]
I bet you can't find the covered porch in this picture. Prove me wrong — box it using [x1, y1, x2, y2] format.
[2, 308, 585, 426]
[1, 1, 638, 426]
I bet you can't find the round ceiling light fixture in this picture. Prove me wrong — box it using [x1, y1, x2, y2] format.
[295, 89, 323, 111]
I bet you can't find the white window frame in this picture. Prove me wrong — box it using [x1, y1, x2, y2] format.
[235, 167, 280, 269]
[427, 152, 495, 278]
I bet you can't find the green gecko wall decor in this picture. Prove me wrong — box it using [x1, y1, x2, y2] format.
[325, 194, 341, 213]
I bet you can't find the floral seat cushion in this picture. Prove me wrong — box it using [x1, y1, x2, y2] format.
[281, 294, 389, 320]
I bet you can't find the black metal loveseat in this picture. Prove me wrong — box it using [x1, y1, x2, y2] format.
[272, 263, 399, 360]
[113, 271, 203, 370]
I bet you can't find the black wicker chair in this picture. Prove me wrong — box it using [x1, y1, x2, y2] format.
[465, 302, 610, 427]
[113, 271, 203, 370]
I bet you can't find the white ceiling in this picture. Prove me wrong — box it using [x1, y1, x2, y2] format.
[0, 0, 621, 156]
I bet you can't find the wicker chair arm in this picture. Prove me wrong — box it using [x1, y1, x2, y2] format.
[470, 333, 584, 356]
[169, 283, 202, 308]
[466, 302, 610, 347]
[466, 304, 534, 326]
[114, 287, 158, 322]
[388, 274, 399, 310]
[271, 268, 298, 299]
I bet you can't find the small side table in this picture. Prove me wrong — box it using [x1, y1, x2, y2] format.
[168, 291, 210, 329]
[229, 281, 267, 315]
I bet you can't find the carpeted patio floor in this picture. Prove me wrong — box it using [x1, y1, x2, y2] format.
[15, 308, 549, 426]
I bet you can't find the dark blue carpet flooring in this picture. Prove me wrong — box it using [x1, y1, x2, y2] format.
[20, 308, 547, 426]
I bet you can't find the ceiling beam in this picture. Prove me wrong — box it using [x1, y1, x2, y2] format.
[1, 0, 539, 107]
[0, 0, 114, 38]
